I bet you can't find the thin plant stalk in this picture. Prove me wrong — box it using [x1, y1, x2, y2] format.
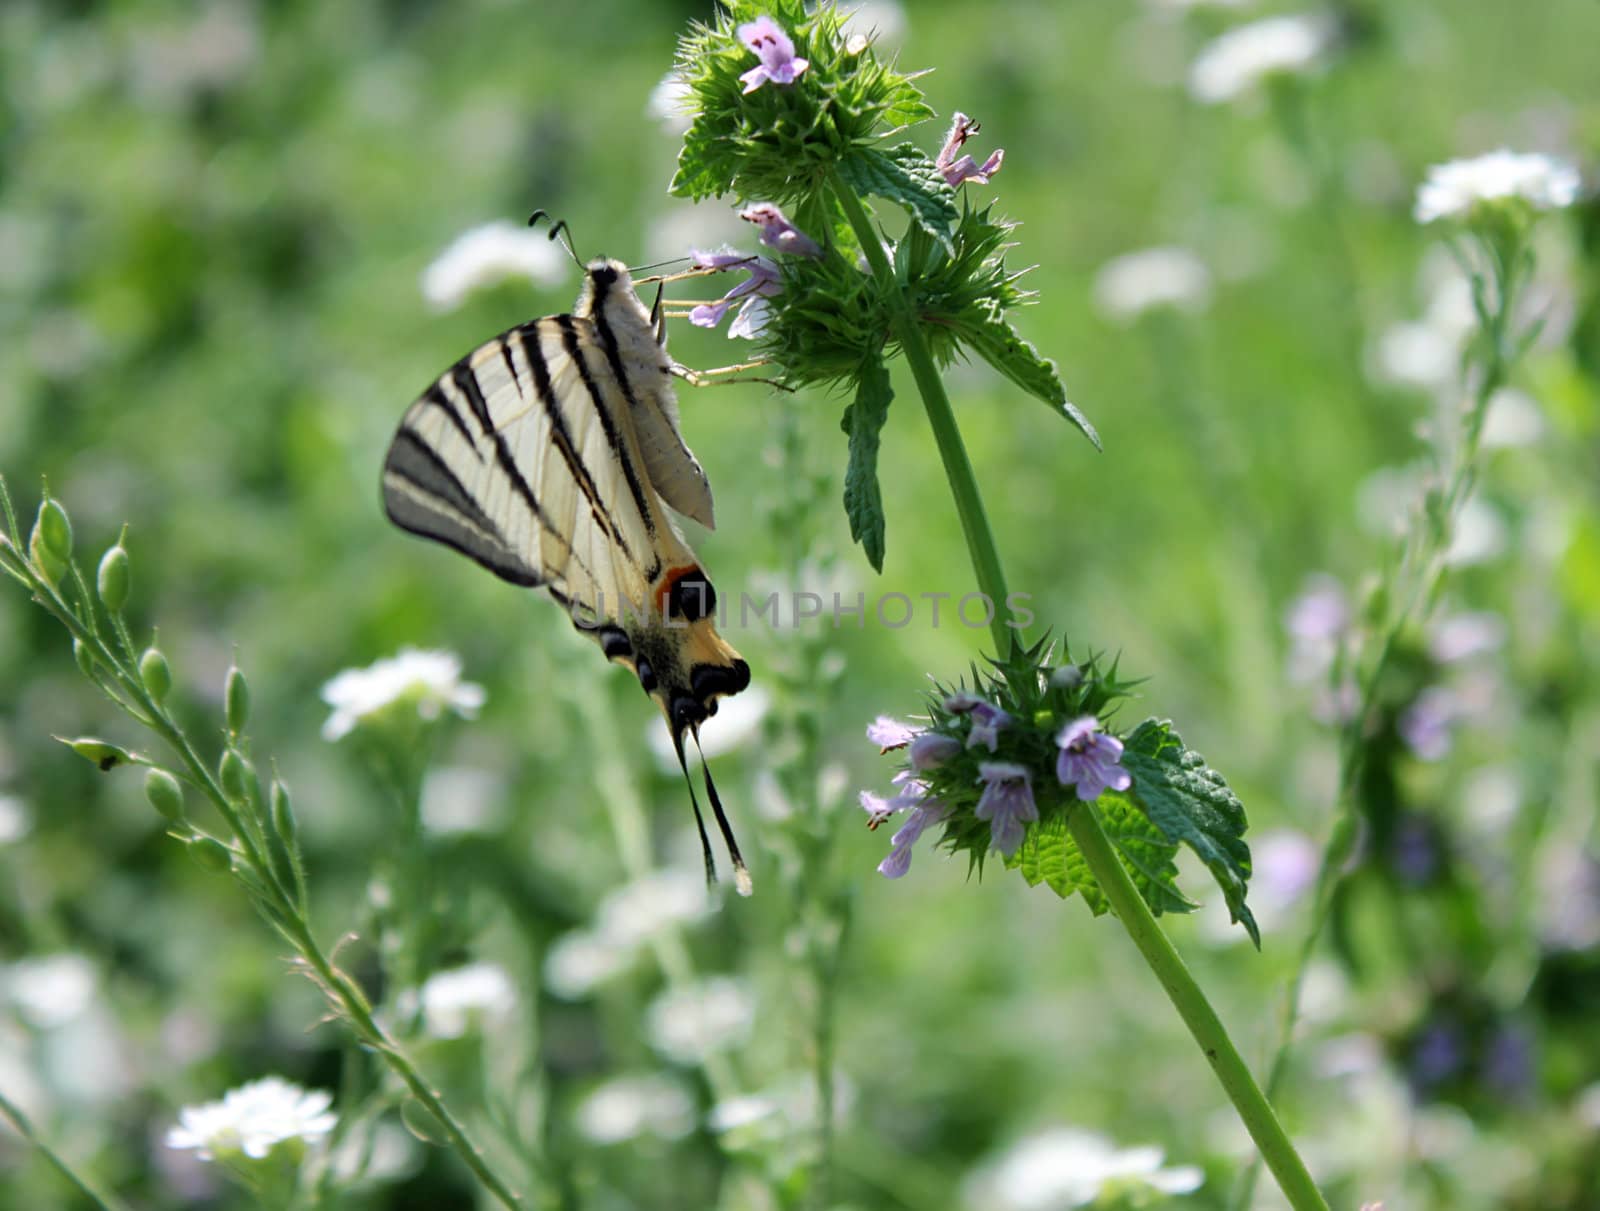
[828, 181, 1330, 1211]
[1232, 230, 1531, 1210]
[0, 1086, 133, 1211]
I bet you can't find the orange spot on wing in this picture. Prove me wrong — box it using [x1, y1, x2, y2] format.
[654, 564, 702, 616]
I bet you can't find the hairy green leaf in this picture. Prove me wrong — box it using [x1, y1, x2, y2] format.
[837, 144, 957, 255]
[841, 358, 893, 571]
[1123, 719, 1258, 947]
[961, 301, 1101, 448]
[1013, 812, 1107, 913]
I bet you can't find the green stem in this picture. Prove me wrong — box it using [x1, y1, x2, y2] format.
[831, 178, 1016, 658]
[1067, 808, 1330, 1211]
[0, 1086, 133, 1211]
[1232, 236, 1528, 1210]
[827, 179, 1326, 1210]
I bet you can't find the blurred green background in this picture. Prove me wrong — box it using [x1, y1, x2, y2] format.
[2, 1, 1598, 1208]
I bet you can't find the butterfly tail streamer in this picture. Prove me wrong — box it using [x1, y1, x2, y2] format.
[670, 724, 719, 889]
[692, 726, 753, 897]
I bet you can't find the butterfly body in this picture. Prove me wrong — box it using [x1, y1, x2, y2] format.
[382, 257, 751, 888]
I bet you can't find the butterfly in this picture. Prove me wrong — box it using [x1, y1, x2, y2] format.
[381, 246, 754, 894]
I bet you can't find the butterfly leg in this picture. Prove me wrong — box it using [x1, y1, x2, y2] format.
[672, 361, 793, 392]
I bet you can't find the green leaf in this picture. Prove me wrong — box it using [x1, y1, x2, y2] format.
[1097, 793, 1196, 917]
[962, 301, 1101, 448]
[1122, 719, 1259, 947]
[1012, 812, 1107, 913]
[841, 358, 893, 571]
[836, 144, 957, 255]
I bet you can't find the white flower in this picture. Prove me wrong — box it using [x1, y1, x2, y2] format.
[0, 794, 30, 845]
[1414, 149, 1582, 224]
[647, 684, 772, 770]
[420, 220, 569, 312]
[320, 648, 486, 742]
[965, 1127, 1204, 1209]
[595, 869, 713, 947]
[421, 765, 506, 835]
[646, 72, 694, 134]
[575, 1073, 695, 1144]
[1480, 387, 1545, 449]
[417, 962, 515, 1039]
[543, 929, 634, 1000]
[1093, 246, 1212, 322]
[166, 1077, 337, 1161]
[5, 953, 96, 1029]
[646, 977, 756, 1065]
[1188, 13, 1334, 104]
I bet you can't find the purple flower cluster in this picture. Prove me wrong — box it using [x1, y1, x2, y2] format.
[690, 204, 820, 340]
[862, 698, 1132, 879]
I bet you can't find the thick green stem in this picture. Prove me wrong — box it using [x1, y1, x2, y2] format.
[831, 179, 1017, 658]
[1068, 808, 1329, 1211]
[826, 180, 1325, 1210]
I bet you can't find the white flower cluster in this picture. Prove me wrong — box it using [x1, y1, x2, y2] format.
[320, 647, 486, 741]
[543, 868, 714, 999]
[1092, 246, 1213, 323]
[1188, 13, 1333, 104]
[166, 1076, 337, 1161]
[964, 1126, 1203, 1209]
[416, 961, 516, 1039]
[1413, 149, 1581, 224]
[420, 220, 569, 312]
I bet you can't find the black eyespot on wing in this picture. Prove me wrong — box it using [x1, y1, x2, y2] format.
[636, 658, 658, 693]
[690, 658, 750, 702]
[667, 572, 717, 622]
[597, 626, 633, 661]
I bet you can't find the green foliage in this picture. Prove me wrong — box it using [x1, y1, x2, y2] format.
[835, 143, 958, 254]
[840, 358, 892, 571]
[671, 0, 934, 207]
[1121, 720, 1259, 948]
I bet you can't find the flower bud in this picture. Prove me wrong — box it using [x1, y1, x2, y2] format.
[97, 545, 130, 612]
[28, 526, 67, 585]
[139, 647, 172, 703]
[188, 837, 233, 874]
[219, 749, 251, 802]
[270, 779, 297, 846]
[225, 664, 250, 734]
[56, 735, 130, 772]
[33, 498, 72, 562]
[145, 768, 186, 822]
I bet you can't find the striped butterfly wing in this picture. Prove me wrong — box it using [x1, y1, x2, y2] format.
[381, 258, 753, 892]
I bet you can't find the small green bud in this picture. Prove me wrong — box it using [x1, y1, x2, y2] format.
[219, 748, 250, 801]
[55, 735, 131, 772]
[28, 526, 67, 585]
[73, 638, 96, 678]
[139, 647, 172, 703]
[188, 836, 233, 874]
[96, 545, 130, 612]
[225, 664, 250, 734]
[34, 498, 72, 562]
[145, 768, 186, 822]
[270, 779, 297, 846]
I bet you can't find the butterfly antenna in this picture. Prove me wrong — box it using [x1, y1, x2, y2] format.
[669, 725, 719, 889]
[691, 726, 753, 897]
[630, 255, 692, 276]
[528, 209, 584, 269]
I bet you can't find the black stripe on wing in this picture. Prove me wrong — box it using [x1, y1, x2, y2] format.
[553, 314, 660, 565]
[517, 323, 639, 568]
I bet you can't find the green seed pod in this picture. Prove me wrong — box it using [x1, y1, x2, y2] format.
[188, 837, 233, 874]
[139, 647, 172, 703]
[28, 527, 67, 585]
[96, 545, 130, 612]
[145, 768, 185, 822]
[56, 735, 130, 772]
[73, 638, 96, 678]
[270, 779, 297, 846]
[219, 748, 250, 801]
[225, 664, 250, 734]
[34, 498, 72, 562]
